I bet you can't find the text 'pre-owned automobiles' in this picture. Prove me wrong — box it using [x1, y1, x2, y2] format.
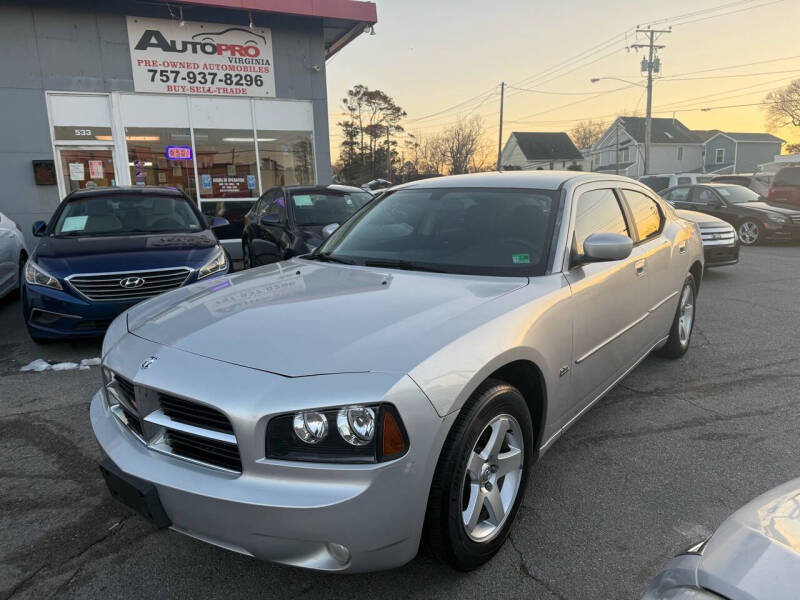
[92, 171, 703, 573]
[23, 186, 229, 342]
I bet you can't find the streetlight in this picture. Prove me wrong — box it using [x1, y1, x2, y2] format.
[590, 77, 646, 88]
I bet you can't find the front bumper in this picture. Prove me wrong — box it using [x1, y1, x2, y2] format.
[702, 243, 739, 267]
[90, 336, 452, 572]
[762, 221, 800, 240]
[23, 283, 138, 338]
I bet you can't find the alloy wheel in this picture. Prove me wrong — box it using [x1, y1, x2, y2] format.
[738, 221, 759, 245]
[678, 282, 695, 347]
[461, 414, 524, 543]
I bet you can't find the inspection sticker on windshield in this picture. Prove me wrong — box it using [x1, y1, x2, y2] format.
[61, 216, 88, 232]
[511, 253, 530, 264]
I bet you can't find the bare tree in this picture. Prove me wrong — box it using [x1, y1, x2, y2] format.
[765, 79, 800, 130]
[439, 116, 485, 175]
[570, 120, 607, 150]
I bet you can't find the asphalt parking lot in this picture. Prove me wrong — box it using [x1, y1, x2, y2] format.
[2, 245, 800, 600]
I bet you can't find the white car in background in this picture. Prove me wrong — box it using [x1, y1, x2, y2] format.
[0, 212, 27, 299]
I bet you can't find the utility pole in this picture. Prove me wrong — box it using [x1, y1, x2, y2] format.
[497, 81, 505, 171]
[386, 125, 391, 180]
[615, 124, 620, 176]
[631, 28, 669, 176]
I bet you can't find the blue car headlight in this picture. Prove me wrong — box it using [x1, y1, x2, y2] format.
[25, 260, 62, 290]
[198, 247, 227, 279]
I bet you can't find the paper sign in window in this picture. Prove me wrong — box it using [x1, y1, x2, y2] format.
[69, 163, 85, 181]
[61, 216, 88, 232]
[88, 160, 104, 179]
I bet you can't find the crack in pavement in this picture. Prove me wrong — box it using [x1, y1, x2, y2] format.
[507, 534, 569, 600]
[6, 516, 134, 599]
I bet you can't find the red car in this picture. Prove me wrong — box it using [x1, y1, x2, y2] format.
[766, 166, 800, 208]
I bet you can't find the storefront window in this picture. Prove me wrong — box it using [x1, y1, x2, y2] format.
[125, 127, 195, 198]
[258, 131, 315, 188]
[194, 129, 258, 239]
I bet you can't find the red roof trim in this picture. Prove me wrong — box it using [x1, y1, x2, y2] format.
[172, 0, 377, 23]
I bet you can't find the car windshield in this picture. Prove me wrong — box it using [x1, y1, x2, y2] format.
[314, 187, 559, 276]
[716, 186, 760, 204]
[291, 191, 373, 226]
[53, 194, 204, 237]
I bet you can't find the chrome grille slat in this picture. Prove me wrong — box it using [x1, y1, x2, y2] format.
[68, 268, 191, 301]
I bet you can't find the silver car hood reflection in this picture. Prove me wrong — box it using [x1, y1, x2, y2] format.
[126, 258, 529, 377]
[698, 477, 800, 599]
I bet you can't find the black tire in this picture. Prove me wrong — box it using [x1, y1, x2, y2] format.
[655, 273, 696, 359]
[16, 252, 27, 297]
[425, 379, 534, 571]
[737, 219, 761, 246]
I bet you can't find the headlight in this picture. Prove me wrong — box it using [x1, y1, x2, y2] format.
[197, 247, 227, 279]
[266, 404, 408, 463]
[24, 260, 62, 290]
[767, 213, 787, 224]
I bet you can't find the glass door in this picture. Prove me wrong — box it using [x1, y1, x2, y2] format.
[57, 147, 117, 195]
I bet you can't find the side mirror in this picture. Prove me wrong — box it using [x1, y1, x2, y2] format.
[260, 213, 282, 227]
[209, 216, 229, 229]
[321, 223, 340, 240]
[582, 233, 633, 262]
[32, 221, 47, 237]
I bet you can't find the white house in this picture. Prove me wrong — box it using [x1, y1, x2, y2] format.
[589, 117, 704, 176]
[501, 132, 584, 170]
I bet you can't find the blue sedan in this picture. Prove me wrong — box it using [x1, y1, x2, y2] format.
[23, 186, 229, 342]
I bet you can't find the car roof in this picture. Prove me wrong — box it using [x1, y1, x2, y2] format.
[390, 170, 638, 191]
[65, 186, 189, 199]
[283, 184, 367, 194]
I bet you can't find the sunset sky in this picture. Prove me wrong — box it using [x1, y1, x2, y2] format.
[326, 0, 800, 162]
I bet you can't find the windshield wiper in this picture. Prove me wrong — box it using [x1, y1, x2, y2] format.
[306, 252, 356, 265]
[363, 259, 448, 273]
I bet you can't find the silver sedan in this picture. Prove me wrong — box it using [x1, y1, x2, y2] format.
[92, 171, 703, 572]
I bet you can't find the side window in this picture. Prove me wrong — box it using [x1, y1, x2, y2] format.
[621, 189, 664, 242]
[266, 192, 287, 222]
[572, 189, 629, 256]
[254, 192, 271, 216]
[694, 188, 717, 205]
[676, 176, 691, 185]
[664, 187, 690, 202]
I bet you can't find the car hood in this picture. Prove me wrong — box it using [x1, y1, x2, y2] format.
[676, 209, 729, 228]
[34, 231, 219, 277]
[126, 258, 528, 377]
[697, 476, 800, 600]
[738, 201, 800, 216]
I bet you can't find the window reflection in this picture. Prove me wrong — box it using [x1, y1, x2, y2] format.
[126, 127, 195, 197]
[194, 129, 258, 199]
[258, 131, 315, 188]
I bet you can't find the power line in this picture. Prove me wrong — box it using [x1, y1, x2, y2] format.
[667, 0, 786, 27]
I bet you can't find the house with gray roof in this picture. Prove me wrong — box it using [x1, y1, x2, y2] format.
[500, 132, 584, 170]
[589, 116, 704, 177]
[700, 132, 784, 174]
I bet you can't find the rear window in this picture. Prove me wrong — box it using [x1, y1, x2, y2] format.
[774, 167, 800, 186]
[291, 191, 372, 226]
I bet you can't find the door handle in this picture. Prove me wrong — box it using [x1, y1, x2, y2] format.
[635, 259, 646, 276]
[678, 241, 687, 254]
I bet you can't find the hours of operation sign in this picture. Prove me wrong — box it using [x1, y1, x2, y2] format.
[126, 17, 276, 97]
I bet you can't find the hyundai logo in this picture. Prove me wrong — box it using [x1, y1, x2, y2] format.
[140, 356, 158, 370]
[120, 276, 145, 289]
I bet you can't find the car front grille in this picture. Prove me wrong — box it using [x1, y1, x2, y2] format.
[790, 215, 800, 224]
[699, 224, 736, 246]
[104, 371, 241, 473]
[165, 430, 242, 472]
[68, 268, 191, 302]
[159, 394, 234, 434]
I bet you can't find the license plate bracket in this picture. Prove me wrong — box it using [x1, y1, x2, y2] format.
[99, 458, 171, 529]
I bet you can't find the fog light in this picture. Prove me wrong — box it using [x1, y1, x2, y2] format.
[293, 411, 328, 444]
[337, 406, 375, 446]
[327, 542, 350, 565]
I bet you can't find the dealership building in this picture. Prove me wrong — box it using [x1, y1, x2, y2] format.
[0, 0, 376, 252]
